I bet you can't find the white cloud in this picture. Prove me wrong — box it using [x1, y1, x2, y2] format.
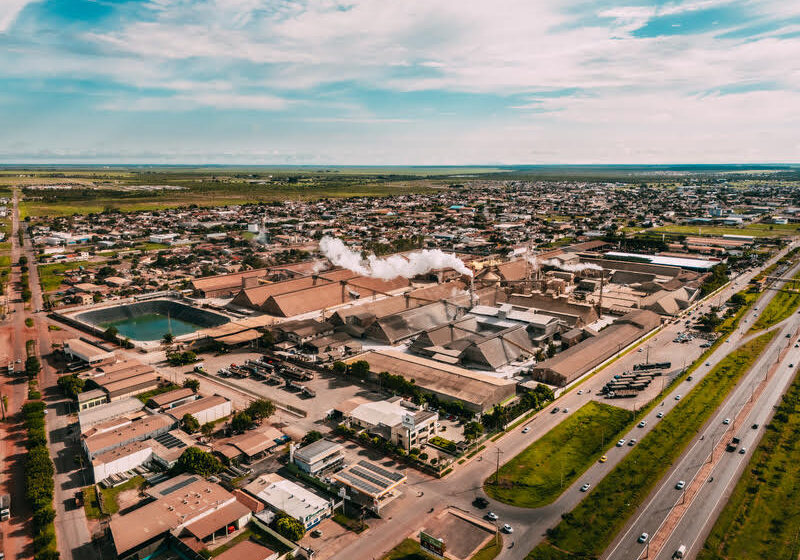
[0, 0, 36, 32]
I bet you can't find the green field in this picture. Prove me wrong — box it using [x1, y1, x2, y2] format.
[472, 534, 502, 560]
[99, 475, 144, 515]
[485, 401, 631, 508]
[383, 538, 435, 560]
[529, 331, 775, 560]
[645, 223, 800, 238]
[37, 260, 93, 292]
[749, 269, 800, 332]
[699, 370, 800, 560]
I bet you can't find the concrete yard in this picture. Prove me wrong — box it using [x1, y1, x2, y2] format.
[421, 508, 496, 560]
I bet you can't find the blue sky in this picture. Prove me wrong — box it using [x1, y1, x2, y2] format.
[0, 0, 799, 164]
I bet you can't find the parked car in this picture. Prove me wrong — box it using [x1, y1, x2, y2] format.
[502, 524, 513, 534]
[474, 497, 489, 508]
[628, 439, 637, 446]
[657, 412, 664, 418]
[551, 407, 559, 414]
[675, 395, 682, 400]
[486, 512, 498, 521]
[599, 455, 608, 463]
[617, 439, 626, 447]
[739, 447, 747, 454]
[751, 423, 759, 429]
[638, 420, 647, 428]
[580, 483, 590, 492]
[522, 427, 530, 434]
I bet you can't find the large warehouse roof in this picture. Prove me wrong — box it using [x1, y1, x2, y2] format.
[353, 350, 515, 412]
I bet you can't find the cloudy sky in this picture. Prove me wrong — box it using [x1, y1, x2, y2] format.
[1, 0, 799, 164]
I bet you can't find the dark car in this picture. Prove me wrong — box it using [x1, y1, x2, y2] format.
[474, 497, 489, 508]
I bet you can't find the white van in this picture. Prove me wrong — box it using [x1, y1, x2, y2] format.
[674, 544, 687, 558]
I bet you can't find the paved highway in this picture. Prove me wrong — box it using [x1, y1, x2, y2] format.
[605, 259, 800, 560]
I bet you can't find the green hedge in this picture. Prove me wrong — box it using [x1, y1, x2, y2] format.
[22, 401, 59, 559]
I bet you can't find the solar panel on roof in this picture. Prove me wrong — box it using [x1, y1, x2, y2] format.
[336, 471, 381, 495]
[358, 460, 404, 482]
[154, 432, 187, 450]
[350, 466, 391, 490]
[158, 476, 199, 496]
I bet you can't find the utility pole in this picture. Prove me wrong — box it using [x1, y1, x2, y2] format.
[494, 448, 504, 485]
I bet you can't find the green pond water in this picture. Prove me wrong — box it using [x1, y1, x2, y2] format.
[101, 313, 203, 341]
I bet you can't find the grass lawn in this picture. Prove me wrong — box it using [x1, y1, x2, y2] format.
[37, 260, 93, 292]
[749, 270, 800, 332]
[472, 534, 503, 560]
[135, 242, 170, 252]
[332, 512, 367, 533]
[383, 538, 435, 560]
[699, 369, 800, 560]
[208, 522, 292, 557]
[100, 475, 144, 515]
[82, 485, 102, 520]
[646, 223, 800, 238]
[135, 383, 180, 403]
[529, 331, 776, 560]
[485, 401, 631, 508]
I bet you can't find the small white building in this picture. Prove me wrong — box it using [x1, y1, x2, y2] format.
[167, 395, 232, 426]
[149, 233, 178, 244]
[243, 473, 332, 530]
[92, 440, 153, 482]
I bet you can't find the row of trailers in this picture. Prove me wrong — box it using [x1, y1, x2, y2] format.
[217, 357, 317, 398]
[601, 362, 672, 399]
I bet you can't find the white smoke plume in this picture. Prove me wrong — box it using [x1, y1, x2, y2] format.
[319, 236, 473, 280]
[540, 258, 603, 273]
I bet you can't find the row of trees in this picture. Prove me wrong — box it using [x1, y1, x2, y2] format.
[22, 401, 59, 560]
[480, 384, 555, 431]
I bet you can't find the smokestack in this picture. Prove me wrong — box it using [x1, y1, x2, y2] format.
[598, 273, 604, 315]
[469, 277, 475, 307]
[405, 293, 410, 309]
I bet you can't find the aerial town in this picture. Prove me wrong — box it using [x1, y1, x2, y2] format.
[1, 168, 800, 560]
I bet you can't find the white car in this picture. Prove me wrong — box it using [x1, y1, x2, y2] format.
[617, 439, 626, 447]
[522, 427, 530, 434]
[675, 480, 686, 490]
[723, 418, 730, 425]
[580, 483, 590, 492]
[486, 512, 498, 521]
[638, 532, 649, 543]
[675, 395, 682, 401]
[577, 390, 583, 395]
[502, 524, 513, 533]
[656, 412, 664, 418]
[638, 420, 647, 428]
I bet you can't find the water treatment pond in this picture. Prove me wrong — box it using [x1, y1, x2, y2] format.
[75, 299, 229, 342]
[101, 313, 204, 341]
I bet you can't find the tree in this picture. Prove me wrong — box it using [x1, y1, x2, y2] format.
[231, 412, 252, 433]
[162, 332, 175, 344]
[547, 342, 557, 358]
[246, 399, 275, 422]
[348, 360, 370, 379]
[463, 421, 484, 441]
[331, 361, 347, 375]
[103, 326, 119, 343]
[57, 374, 84, 400]
[260, 330, 275, 347]
[182, 378, 200, 393]
[201, 423, 215, 439]
[25, 356, 41, 380]
[274, 514, 305, 541]
[175, 447, 222, 477]
[302, 430, 323, 446]
[182, 413, 200, 433]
